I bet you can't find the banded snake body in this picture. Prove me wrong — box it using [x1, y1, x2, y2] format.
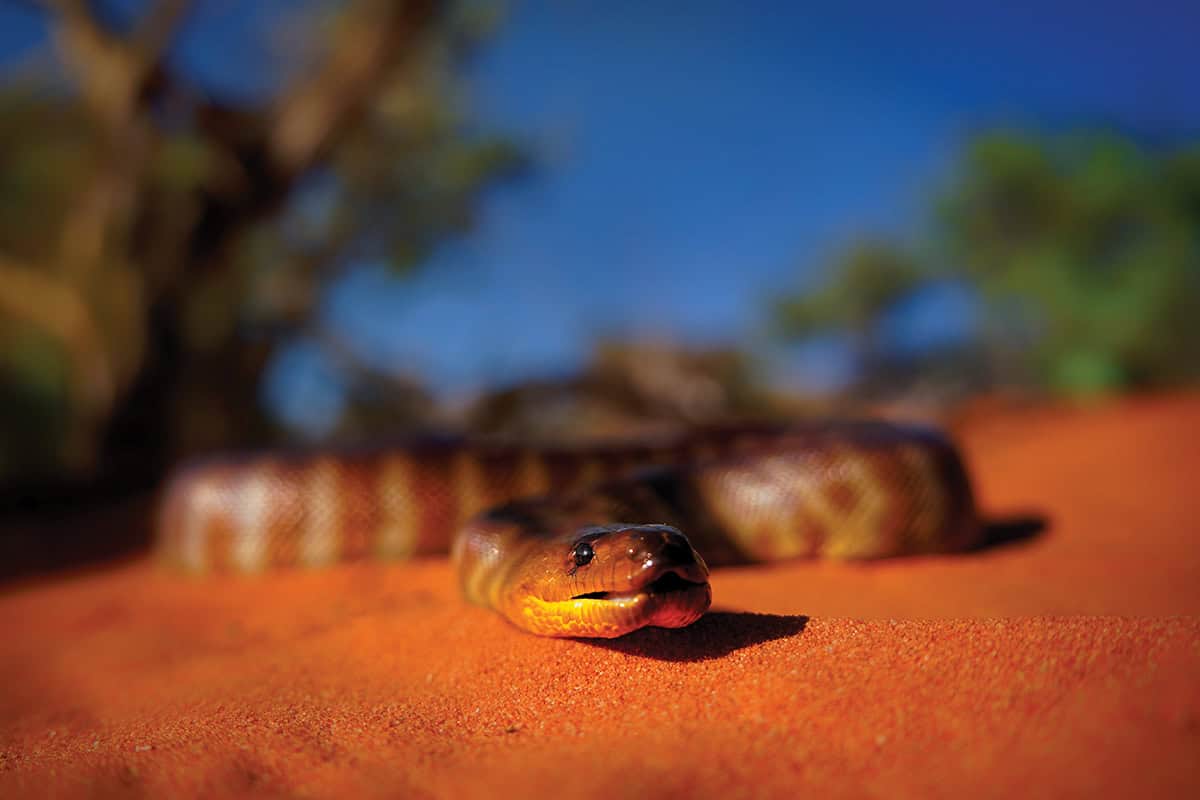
[158, 423, 979, 638]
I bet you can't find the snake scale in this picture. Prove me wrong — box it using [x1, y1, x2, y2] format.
[157, 422, 979, 637]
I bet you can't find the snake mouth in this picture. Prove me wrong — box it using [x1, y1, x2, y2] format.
[570, 568, 708, 602]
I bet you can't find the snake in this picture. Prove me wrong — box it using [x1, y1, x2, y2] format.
[156, 422, 980, 638]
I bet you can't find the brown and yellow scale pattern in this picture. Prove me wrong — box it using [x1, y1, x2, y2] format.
[158, 423, 979, 638]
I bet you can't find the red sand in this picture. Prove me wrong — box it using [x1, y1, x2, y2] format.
[2, 394, 1199, 798]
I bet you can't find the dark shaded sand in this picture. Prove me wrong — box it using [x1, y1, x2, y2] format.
[2, 394, 1199, 798]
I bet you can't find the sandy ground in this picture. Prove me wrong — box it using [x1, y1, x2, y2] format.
[1, 394, 1198, 798]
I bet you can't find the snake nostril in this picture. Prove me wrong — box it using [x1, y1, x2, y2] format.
[661, 532, 694, 564]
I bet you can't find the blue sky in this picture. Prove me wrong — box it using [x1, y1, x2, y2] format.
[312, 0, 1200, 415]
[3, 1, 1199, 432]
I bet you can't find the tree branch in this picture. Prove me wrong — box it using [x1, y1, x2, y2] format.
[42, 0, 193, 285]
[269, 0, 439, 175]
[44, 0, 190, 131]
[181, 0, 442, 284]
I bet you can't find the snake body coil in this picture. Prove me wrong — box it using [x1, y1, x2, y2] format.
[158, 423, 978, 637]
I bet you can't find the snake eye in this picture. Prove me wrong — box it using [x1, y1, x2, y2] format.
[572, 541, 595, 568]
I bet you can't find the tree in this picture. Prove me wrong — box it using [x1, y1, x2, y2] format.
[774, 131, 1200, 398]
[0, 0, 525, 483]
[774, 241, 927, 388]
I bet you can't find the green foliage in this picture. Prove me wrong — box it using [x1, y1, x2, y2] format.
[775, 241, 925, 337]
[776, 131, 1200, 397]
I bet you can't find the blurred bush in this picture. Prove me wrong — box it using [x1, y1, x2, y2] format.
[0, 0, 524, 484]
[776, 131, 1200, 399]
[466, 338, 778, 440]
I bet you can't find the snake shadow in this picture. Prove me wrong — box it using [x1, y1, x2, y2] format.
[580, 611, 809, 662]
[974, 512, 1049, 552]
[579, 513, 1048, 663]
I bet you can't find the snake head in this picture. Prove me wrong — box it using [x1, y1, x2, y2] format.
[457, 507, 712, 638]
[506, 523, 712, 638]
